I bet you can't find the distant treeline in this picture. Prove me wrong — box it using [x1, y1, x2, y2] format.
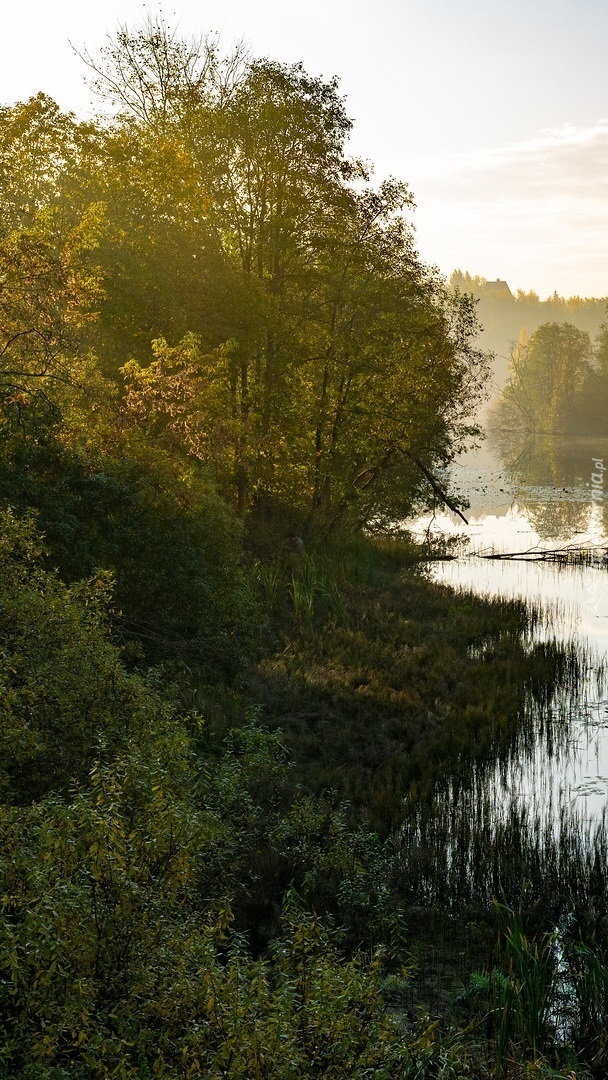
[450, 270, 608, 392]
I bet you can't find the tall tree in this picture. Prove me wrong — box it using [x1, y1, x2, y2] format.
[491, 322, 593, 434]
[0, 94, 92, 236]
[80, 18, 488, 524]
[0, 204, 104, 433]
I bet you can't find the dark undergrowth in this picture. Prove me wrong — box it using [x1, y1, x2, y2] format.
[4, 521, 607, 1078]
[244, 534, 566, 831]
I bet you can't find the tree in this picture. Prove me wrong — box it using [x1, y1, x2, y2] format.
[293, 179, 487, 529]
[0, 509, 174, 801]
[99, 20, 487, 527]
[574, 317, 608, 432]
[0, 203, 104, 434]
[0, 94, 92, 236]
[491, 321, 593, 434]
[181, 55, 358, 515]
[122, 178, 486, 527]
[79, 122, 253, 371]
[75, 14, 231, 130]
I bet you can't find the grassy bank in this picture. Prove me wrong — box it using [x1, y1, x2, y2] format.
[243, 534, 571, 829]
[202, 531, 608, 1076]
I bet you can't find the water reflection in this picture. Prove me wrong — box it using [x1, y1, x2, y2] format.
[443, 432, 608, 541]
[487, 431, 604, 539]
[411, 434, 608, 844]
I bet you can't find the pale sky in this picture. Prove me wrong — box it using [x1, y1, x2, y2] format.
[3, 0, 608, 298]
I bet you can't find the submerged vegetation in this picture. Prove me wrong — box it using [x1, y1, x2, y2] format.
[1, 14, 608, 1079]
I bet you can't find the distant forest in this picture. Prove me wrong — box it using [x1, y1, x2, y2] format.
[450, 270, 608, 398]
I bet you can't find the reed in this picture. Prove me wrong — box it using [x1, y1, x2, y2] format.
[254, 560, 282, 612]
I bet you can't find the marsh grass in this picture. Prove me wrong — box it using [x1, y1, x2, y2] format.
[255, 561, 282, 611]
[254, 549, 357, 625]
[495, 902, 559, 1066]
[565, 941, 608, 1067]
[250, 539, 590, 830]
[458, 899, 608, 1078]
[241, 532, 608, 1074]
[289, 560, 317, 623]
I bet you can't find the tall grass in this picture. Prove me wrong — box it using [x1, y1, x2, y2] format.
[256, 550, 352, 625]
[290, 558, 318, 623]
[496, 901, 558, 1066]
[462, 900, 608, 1076]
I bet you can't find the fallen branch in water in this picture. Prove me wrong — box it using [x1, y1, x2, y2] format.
[479, 544, 608, 565]
[410, 553, 458, 562]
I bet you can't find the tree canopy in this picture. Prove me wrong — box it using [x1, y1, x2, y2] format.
[0, 20, 488, 532]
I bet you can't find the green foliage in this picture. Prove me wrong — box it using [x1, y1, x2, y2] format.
[0, 527, 415, 1075]
[0, 94, 92, 235]
[66, 444, 260, 679]
[0, 508, 173, 801]
[493, 902, 559, 1067]
[562, 940, 608, 1071]
[463, 901, 608, 1077]
[0, 750, 416, 1077]
[69, 20, 488, 524]
[3, 18, 608, 1079]
[270, 795, 407, 953]
[0, 202, 104, 434]
[0, 429, 261, 679]
[287, 555, 345, 625]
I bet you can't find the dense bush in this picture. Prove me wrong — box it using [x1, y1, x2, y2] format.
[0, 433, 261, 680]
[0, 521, 419, 1076]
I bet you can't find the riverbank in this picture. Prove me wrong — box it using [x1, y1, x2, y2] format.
[241, 535, 608, 1075]
[4, 515, 608, 1076]
[194, 530, 608, 1076]
[244, 535, 553, 830]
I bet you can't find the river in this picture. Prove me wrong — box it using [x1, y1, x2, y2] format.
[412, 433, 608, 835]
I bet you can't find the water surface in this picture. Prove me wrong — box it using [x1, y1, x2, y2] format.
[412, 434, 608, 828]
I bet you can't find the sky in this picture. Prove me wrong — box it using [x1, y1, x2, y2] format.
[3, 0, 608, 298]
